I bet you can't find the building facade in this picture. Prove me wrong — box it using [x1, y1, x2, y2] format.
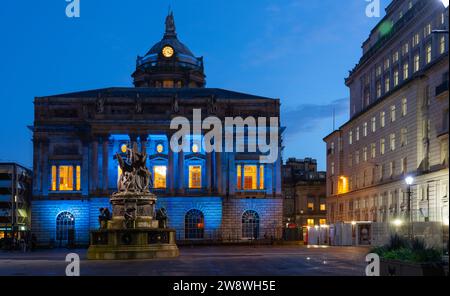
[324, 0, 449, 229]
[0, 163, 32, 243]
[282, 158, 327, 227]
[30, 13, 283, 247]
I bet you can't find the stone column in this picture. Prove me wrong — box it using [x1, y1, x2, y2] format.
[168, 145, 175, 195]
[81, 140, 89, 196]
[41, 139, 50, 196]
[91, 138, 99, 192]
[177, 150, 185, 194]
[102, 135, 109, 193]
[215, 152, 222, 194]
[206, 152, 212, 194]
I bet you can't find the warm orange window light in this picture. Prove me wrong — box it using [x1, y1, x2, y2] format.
[320, 203, 326, 211]
[307, 219, 315, 226]
[338, 176, 349, 194]
[153, 166, 167, 189]
[59, 166, 74, 191]
[244, 165, 257, 190]
[189, 165, 202, 189]
[320, 219, 327, 225]
[51, 166, 57, 191]
[259, 166, 264, 189]
[76, 166, 81, 191]
[237, 165, 242, 190]
[163, 80, 174, 88]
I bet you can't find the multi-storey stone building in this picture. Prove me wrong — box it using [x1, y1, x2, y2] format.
[324, 0, 448, 229]
[282, 158, 327, 227]
[30, 13, 283, 247]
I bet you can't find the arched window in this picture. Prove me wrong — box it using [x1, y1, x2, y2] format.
[242, 210, 259, 239]
[56, 211, 75, 241]
[185, 209, 204, 239]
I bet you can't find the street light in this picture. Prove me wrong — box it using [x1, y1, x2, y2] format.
[405, 176, 414, 240]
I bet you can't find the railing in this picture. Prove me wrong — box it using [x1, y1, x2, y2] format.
[175, 227, 284, 243]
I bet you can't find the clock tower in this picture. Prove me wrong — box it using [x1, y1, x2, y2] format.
[132, 12, 206, 88]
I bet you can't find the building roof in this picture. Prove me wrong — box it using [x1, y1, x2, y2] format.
[36, 87, 278, 101]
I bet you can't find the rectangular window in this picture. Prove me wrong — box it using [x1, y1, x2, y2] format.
[390, 133, 396, 151]
[403, 43, 409, 56]
[320, 204, 326, 211]
[393, 51, 399, 63]
[59, 166, 74, 191]
[338, 176, 349, 194]
[355, 151, 360, 165]
[349, 131, 353, 145]
[372, 117, 376, 132]
[424, 24, 431, 38]
[356, 127, 360, 141]
[384, 58, 390, 70]
[189, 165, 202, 189]
[381, 138, 386, 155]
[390, 105, 396, 122]
[381, 111, 386, 128]
[440, 36, 446, 54]
[401, 128, 408, 147]
[163, 80, 174, 88]
[243, 165, 257, 190]
[237, 165, 242, 190]
[426, 45, 432, 64]
[385, 77, 390, 92]
[376, 81, 382, 98]
[153, 166, 167, 189]
[394, 70, 399, 86]
[51, 166, 57, 191]
[363, 122, 368, 137]
[371, 143, 376, 159]
[390, 161, 395, 177]
[402, 157, 407, 174]
[319, 219, 327, 225]
[307, 202, 314, 211]
[307, 219, 315, 226]
[402, 98, 407, 116]
[403, 63, 409, 80]
[376, 66, 382, 77]
[413, 33, 420, 47]
[331, 162, 335, 175]
[259, 165, 264, 190]
[414, 54, 420, 72]
[348, 153, 353, 167]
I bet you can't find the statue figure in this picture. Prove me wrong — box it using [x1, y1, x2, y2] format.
[116, 144, 152, 193]
[156, 208, 168, 229]
[96, 95, 105, 114]
[98, 207, 112, 229]
[124, 206, 137, 229]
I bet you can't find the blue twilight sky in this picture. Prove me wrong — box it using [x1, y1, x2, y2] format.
[0, 0, 389, 171]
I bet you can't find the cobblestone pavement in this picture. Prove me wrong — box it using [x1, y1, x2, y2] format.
[0, 245, 370, 276]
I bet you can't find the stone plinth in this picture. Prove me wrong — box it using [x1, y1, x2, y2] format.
[87, 191, 179, 260]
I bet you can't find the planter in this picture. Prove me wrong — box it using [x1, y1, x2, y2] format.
[380, 259, 446, 276]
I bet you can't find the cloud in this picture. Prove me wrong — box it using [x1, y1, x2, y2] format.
[281, 97, 349, 136]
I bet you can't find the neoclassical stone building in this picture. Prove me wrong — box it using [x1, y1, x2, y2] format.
[324, 0, 448, 229]
[31, 13, 283, 246]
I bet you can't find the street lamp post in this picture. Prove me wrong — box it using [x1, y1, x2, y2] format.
[405, 176, 414, 240]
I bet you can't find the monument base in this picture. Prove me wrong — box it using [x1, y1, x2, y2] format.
[87, 228, 179, 260]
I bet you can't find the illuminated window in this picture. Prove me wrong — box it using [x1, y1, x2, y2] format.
[237, 165, 242, 190]
[403, 43, 409, 55]
[390, 105, 396, 122]
[156, 144, 164, 153]
[394, 70, 399, 86]
[376, 81, 381, 98]
[243, 165, 257, 190]
[307, 202, 314, 211]
[307, 219, 315, 226]
[363, 122, 368, 137]
[440, 36, 446, 54]
[371, 117, 376, 132]
[320, 204, 326, 211]
[384, 58, 390, 70]
[192, 144, 199, 153]
[259, 166, 264, 190]
[356, 127, 360, 141]
[338, 176, 349, 194]
[413, 33, 420, 47]
[380, 111, 386, 127]
[51, 166, 57, 191]
[363, 147, 368, 162]
[390, 133, 396, 151]
[423, 24, 431, 37]
[153, 166, 167, 189]
[426, 45, 432, 64]
[371, 143, 376, 159]
[403, 63, 409, 80]
[189, 165, 202, 189]
[59, 166, 74, 191]
[242, 210, 259, 239]
[385, 77, 390, 92]
[349, 131, 353, 145]
[185, 209, 204, 239]
[76, 166, 81, 191]
[393, 51, 399, 63]
[319, 219, 327, 225]
[381, 138, 386, 155]
[401, 128, 408, 147]
[402, 98, 407, 116]
[163, 80, 174, 88]
[414, 54, 420, 72]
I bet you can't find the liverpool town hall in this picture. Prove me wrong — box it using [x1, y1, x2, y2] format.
[30, 13, 283, 247]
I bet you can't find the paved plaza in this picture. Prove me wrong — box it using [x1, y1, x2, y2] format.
[0, 245, 370, 276]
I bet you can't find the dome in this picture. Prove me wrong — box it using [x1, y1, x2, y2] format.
[132, 12, 206, 88]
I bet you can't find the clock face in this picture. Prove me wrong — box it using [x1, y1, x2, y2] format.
[162, 46, 174, 58]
